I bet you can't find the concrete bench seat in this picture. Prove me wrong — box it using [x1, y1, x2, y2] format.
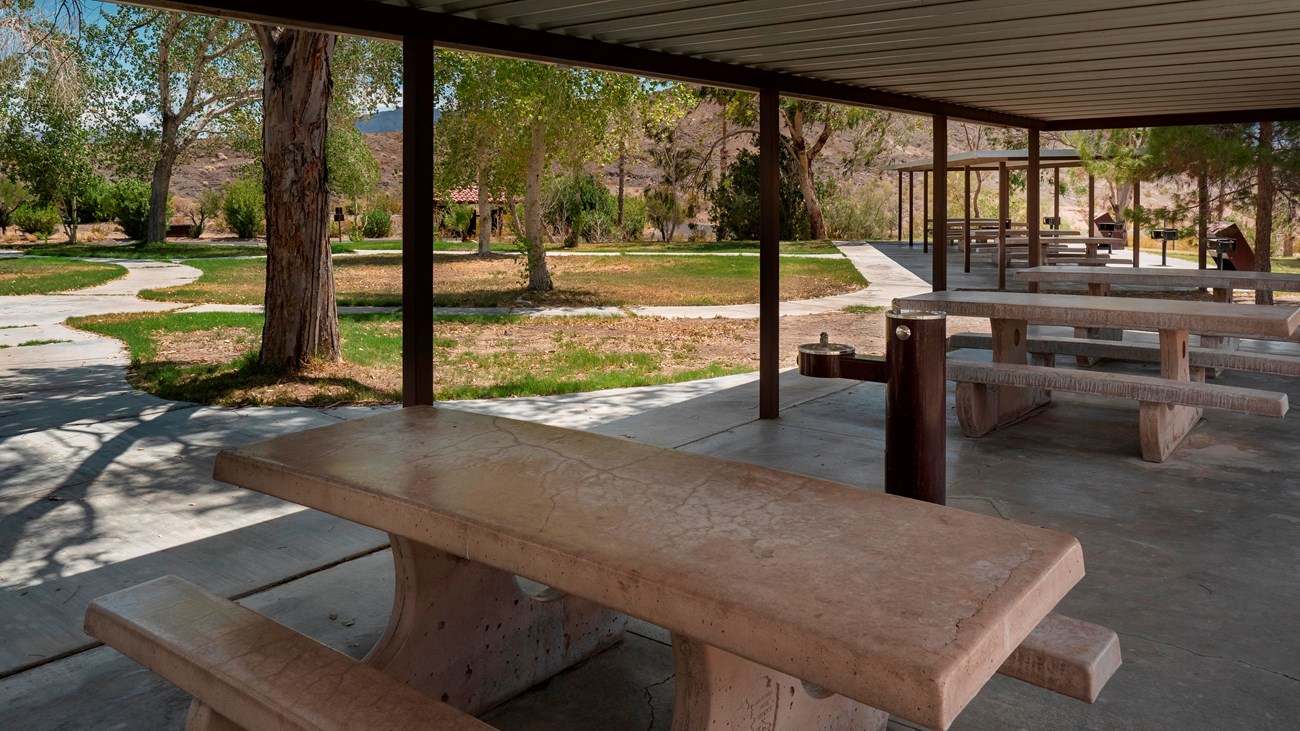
[948, 360, 1288, 417]
[949, 359, 1287, 460]
[85, 575, 493, 731]
[950, 332, 1300, 377]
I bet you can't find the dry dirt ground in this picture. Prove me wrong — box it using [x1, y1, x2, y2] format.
[142, 312, 991, 405]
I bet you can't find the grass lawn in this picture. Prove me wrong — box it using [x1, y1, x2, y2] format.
[332, 239, 840, 255]
[0, 257, 127, 294]
[15, 241, 269, 260]
[140, 253, 866, 307]
[67, 311, 764, 406]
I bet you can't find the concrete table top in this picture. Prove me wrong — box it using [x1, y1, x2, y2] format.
[1015, 266, 1300, 291]
[214, 406, 1086, 730]
[900, 290, 1300, 338]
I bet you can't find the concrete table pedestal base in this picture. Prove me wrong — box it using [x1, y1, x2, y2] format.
[671, 635, 888, 731]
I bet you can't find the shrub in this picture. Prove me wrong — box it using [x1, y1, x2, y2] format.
[222, 177, 265, 239]
[361, 208, 392, 239]
[709, 147, 809, 241]
[441, 204, 474, 240]
[77, 176, 115, 224]
[187, 189, 223, 238]
[13, 204, 60, 241]
[111, 178, 153, 241]
[821, 180, 894, 240]
[544, 172, 617, 245]
[618, 194, 647, 241]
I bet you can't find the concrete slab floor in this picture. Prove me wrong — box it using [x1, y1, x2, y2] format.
[5, 356, 1300, 729]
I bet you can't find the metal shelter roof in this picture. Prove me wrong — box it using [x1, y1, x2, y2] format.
[132, 0, 1300, 130]
[887, 149, 1087, 172]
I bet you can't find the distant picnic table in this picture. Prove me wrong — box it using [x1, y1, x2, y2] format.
[899, 290, 1300, 461]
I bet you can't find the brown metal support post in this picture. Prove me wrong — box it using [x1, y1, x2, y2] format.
[963, 166, 972, 273]
[1053, 167, 1060, 223]
[1088, 173, 1095, 237]
[922, 170, 930, 254]
[932, 114, 947, 291]
[1198, 171, 1209, 270]
[908, 172, 914, 247]
[1026, 130, 1041, 292]
[897, 170, 903, 241]
[759, 87, 780, 419]
[402, 33, 434, 407]
[998, 161, 1009, 290]
[1132, 180, 1141, 267]
[885, 310, 947, 505]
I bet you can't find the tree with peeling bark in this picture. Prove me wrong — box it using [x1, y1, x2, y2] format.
[253, 25, 339, 371]
[85, 8, 260, 243]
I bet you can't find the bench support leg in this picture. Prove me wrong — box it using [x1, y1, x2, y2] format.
[1139, 330, 1204, 462]
[1076, 283, 1120, 366]
[365, 535, 626, 715]
[671, 634, 887, 731]
[956, 318, 1050, 437]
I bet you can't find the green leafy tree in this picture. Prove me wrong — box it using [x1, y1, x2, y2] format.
[85, 8, 261, 243]
[0, 176, 29, 234]
[0, 66, 95, 242]
[436, 57, 643, 286]
[709, 146, 810, 241]
[436, 52, 526, 257]
[326, 118, 380, 229]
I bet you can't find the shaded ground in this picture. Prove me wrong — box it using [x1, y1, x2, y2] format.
[140, 253, 866, 307]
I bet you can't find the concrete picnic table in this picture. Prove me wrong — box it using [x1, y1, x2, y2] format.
[1016, 265, 1300, 302]
[898, 290, 1300, 460]
[212, 405, 1113, 730]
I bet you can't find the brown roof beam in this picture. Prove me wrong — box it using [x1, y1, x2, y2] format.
[1047, 107, 1300, 130]
[124, 0, 1043, 129]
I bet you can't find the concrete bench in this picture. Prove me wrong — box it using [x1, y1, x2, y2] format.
[211, 406, 1121, 730]
[947, 360, 1287, 460]
[85, 575, 493, 731]
[950, 332, 1300, 377]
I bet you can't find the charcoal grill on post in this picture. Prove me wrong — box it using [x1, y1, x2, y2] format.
[796, 310, 947, 505]
[1150, 228, 1179, 266]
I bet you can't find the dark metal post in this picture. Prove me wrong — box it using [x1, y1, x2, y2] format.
[963, 166, 972, 273]
[402, 33, 434, 407]
[1132, 180, 1141, 267]
[759, 86, 780, 419]
[1053, 166, 1060, 223]
[932, 113, 948, 291]
[908, 172, 914, 247]
[998, 161, 1009, 290]
[897, 170, 904, 241]
[1088, 173, 1096, 237]
[922, 170, 930, 254]
[886, 310, 947, 505]
[1198, 171, 1209, 271]
[1026, 129, 1041, 290]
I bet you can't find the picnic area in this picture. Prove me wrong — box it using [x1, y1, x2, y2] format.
[3, 2, 1300, 731]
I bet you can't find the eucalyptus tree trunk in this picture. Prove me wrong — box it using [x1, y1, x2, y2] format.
[1255, 121, 1275, 305]
[254, 27, 340, 371]
[523, 121, 553, 291]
